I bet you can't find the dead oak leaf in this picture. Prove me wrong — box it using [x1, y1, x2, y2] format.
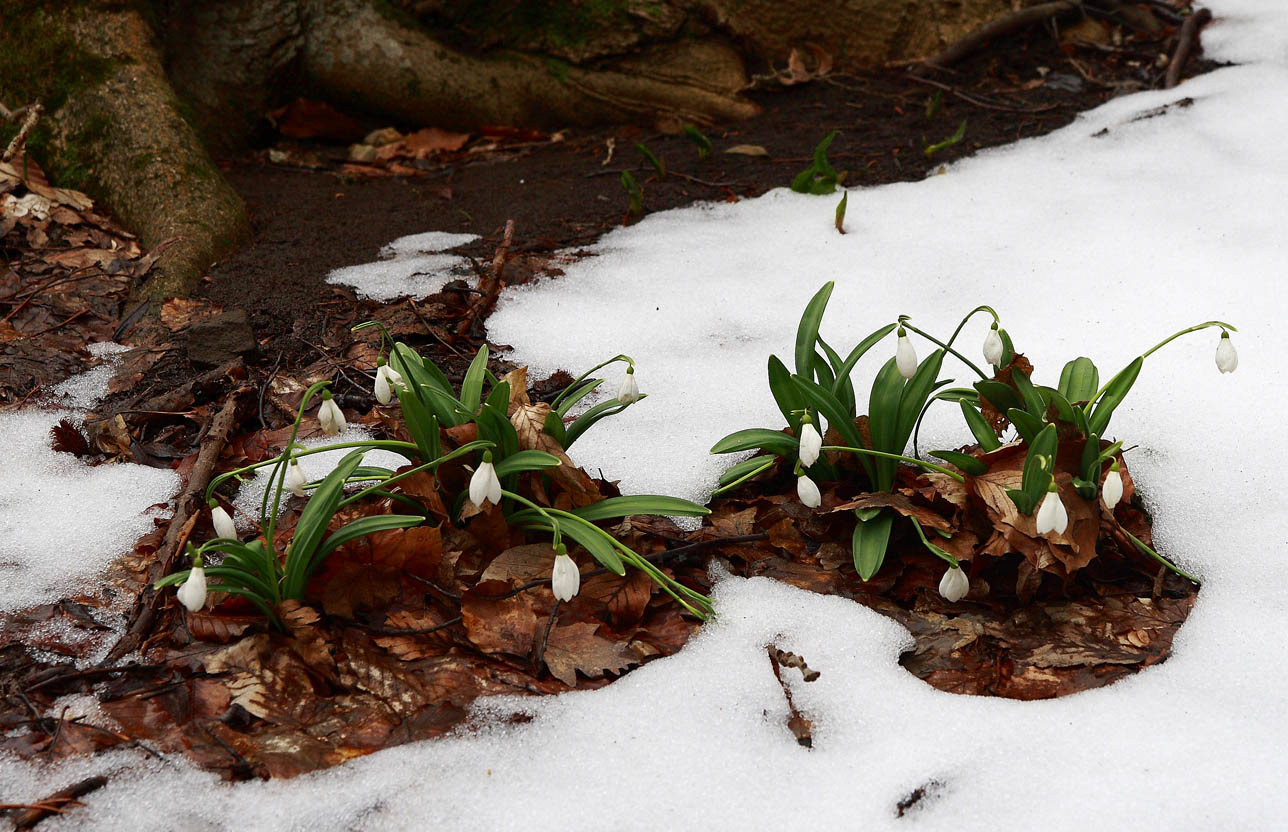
[543, 622, 641, 686]
[578, 568, 654, 630]
[480, 543, 556, 583]
[511, 402, 600, 503]
[461, 579, 538, 656]
[831, 491, 951, 531]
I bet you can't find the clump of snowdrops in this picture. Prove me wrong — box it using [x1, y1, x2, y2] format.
[712, 281, 1237, 602]
[160, 326, 713, 625]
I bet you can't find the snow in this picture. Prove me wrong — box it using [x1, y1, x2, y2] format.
[0, 346, 179, 613]
[325, 231, 479, 301]
[5, 1, 1288, 828]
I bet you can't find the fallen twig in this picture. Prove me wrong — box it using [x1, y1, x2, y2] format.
[904, 75, 1061, 114]
[8, 775, 107, 830]
[453, 219, 514, 341]
[916, 1, 1078, 73]
[1164, 8, 1212, 89]
[1, 100, 43, 163]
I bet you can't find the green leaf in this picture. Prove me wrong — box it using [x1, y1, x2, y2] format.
[929, 450, 988, 476]
[392, 343, 460, 425]
[544, 408, 568, 446]
[790, 374, 872, 481]
[831, 323, 898, 403]
[716, 456, 776, 489]
[924, 118, 966, 157]
[636, 142, 666, 180]
[460, 344, 490, 414]
[852, 509, 894, 580]
[835, 191, 847, 234]
[1006, 488, 1034, 515]
[960, 400, 1001, 451]
[1006, 408, 1043, 444]
[790, 131, 839, 194]
[974, 379, 1022, 414]
[1080, 431, 1102, 482]
[621, 170, 643, 215]
[682, 124, 712, 159]
[768, 354, 806, 430]
[895, 349, 947, 449]
[1018, 423, 1058, 513]
[563, 394, 646, 450]
[1039, 386, 1078, 425]
[397, 387, 441, 460]
[493, 450, 562, 477]
[998, 329, 1015, 367]
[573, 495, 710, 522]
[1058, 357, 1099, 404]
[1088, 356, 1143, 437]
[284, 449, 368, 598]
[308, 514, 424, 578]
[1011, 370, 1046, 418]
[867, 357, 906, 490]
[1073, 477, 1098, 500]
[710, 428, 799, 457]
[795, 282, 834, 381]
[554, 378, 603, 418]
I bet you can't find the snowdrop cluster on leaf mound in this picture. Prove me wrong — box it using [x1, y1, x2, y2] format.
[0, 345, 179, 613]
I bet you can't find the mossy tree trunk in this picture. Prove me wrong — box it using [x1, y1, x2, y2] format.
[2, 0, 1014, 298]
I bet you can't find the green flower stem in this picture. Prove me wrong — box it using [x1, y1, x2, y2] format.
[897, 320, 990, 380]
[550, 353, 633, 410]
[1088, 320, 1239, 407]
[262, 380, 332, 545]
[821, 445, 966, 483]
[207, 439, 423, 500]
[335, 440, 494, 510]
[1123, 528, 1200, 584]
[711, 458, 776, 496]
[910, 517, 959, 568]
[499, 489, 562, 546]
[945, 305, 1000, 350]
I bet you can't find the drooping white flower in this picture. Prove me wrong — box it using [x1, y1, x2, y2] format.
[176, 567, 207, 612]
[797, 474, 821, 508]
[1101, 463, 1124, 511]
[286, 458, 308, 497]
[211, 504, 237, 540]
[1215, 332, 1238, 373]
[318, 394, 346, 435]
[1035, 484, 1069, 536]
[983, 324, 1004, 366]
[895, 328, 918, 379]
[617, 367, 640, 404]
[469, 455, 503, 506]
[798, 421, 823, 468]
[551, 549, 580, 602]
[374, 363, 404, 405]
[938, 565, 970, 602]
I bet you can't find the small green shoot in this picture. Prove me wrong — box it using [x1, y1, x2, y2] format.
[835, 191, 848, 234]
[924, 119, 967, 158]
[791, 131, 839, 194]
[621, 170, 642, 216]
[636, 142, 666, 180]
[682, 124, 712, 159]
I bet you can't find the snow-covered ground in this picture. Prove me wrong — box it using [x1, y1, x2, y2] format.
[4, 0, 1288, 827]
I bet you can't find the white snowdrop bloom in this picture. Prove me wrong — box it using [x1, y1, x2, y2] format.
[1215, 332, 1238, 373]
[895, 329, 918, 379]
[983, 325, 1004, 366]
[938, 565, 970, 602]
[1102, 464, 1124, 511]
[286, 459, 308, 498]
[211, 505, 237, 540]
[797, 474, 821, 508]
[469, 458, 503, 506]
[1035, 485, 1069, 536]
[798, 421, 823, 467]
[617, 367, 640, 404]
[318, 395, 346, 435]
[551, 551, 580, 602]
[374, 363, 404, 405]
[176, 567, 207, 612]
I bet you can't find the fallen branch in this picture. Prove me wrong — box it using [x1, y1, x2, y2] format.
[1, 100, 43, 164]
[7, 775, 107, 830]
[454, 219, 514, 341]
[1164, 8, 1212, 89]
[904, 75, 1061, 114]
[915, 1, 1078, 73]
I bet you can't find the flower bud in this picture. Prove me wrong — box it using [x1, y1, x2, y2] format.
[797, 474, 821, 508]
[1215, 332, 1238, 374]
[286, 458, 308, 498]
[551, 547, 580, 602]
[469, 454, 503, 506]
[895, 328, 918, 379]
[983, 323, 1004, 366]
[617, 367, 640, 404]
[211, 504, 237, 540]
[176, 567, 207, 612]
[938, 565, 969, 602]
[1035, 482, 1069, 535]
[318, 392, 346, 436]
[798, 420, 823, 468]
[374, 362, 404, 405]
[1101, 462, 1124, 511]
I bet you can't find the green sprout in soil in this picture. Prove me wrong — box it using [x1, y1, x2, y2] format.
[924, 119, 967, 158]
[711, 281, 1234, 598]
[682, 124, 712, 160]
[620, 169, 643, 217]
[791, 131, 840, 194]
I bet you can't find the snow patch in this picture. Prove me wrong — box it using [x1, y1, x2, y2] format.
[326, 231, 480, 301]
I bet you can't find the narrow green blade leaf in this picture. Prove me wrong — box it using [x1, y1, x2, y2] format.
[768, 354, 805, 430]
[1088, 356, 1144, 437]
[959, 400, 1001, 451]
[929, 450, 988, 476]
[795, 282, 835, 381]
[710, 428, 798, 457]
[974, 379, 1022, 414]
[1007, 408, 1044, 444]
[493, 450, 562, 478]
[310, 514, 424, 576]
[285, 449, 367, 596]
[460, 344, 490, 414]
[853, 509, 894, 580]
[1011, 370, 1046, 418]
[573, 495, 710, 522]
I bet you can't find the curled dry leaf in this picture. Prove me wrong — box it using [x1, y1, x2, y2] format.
[542, 621, 642, 686]
[461, 579, 538, 656]
[510, 401, 600, 503]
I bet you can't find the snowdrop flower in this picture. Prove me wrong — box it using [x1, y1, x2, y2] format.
[286, 458, 308, 498]
[210, 502, 237, 540]
[469, 452, 503, 506]
[550, 546, 580, 602]
[797, 474, 821, 508]
[1101, 461, 1123, 511]
[177, 566, 207, 612]
[617, 366, 640, 404]
[1035, 482, 1069, 536]
[798, 420, 823, 468]
[895, 327, 918, 379]
[983, 323, 1004, 366]
[1215, 332, 1238, 373]
[938, 565, 970, 602]
[374, 361, 404, 405]
[318, 391, 346, 435]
